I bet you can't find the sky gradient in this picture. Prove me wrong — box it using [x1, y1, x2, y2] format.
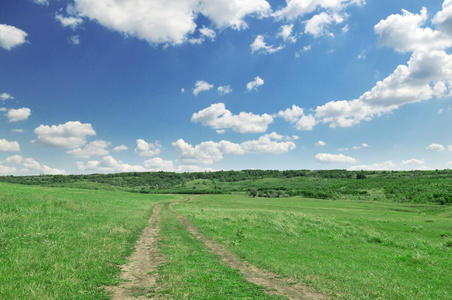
[1, 0, 451, 175]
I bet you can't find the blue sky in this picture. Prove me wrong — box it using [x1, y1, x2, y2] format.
[1, 0, 451, 175]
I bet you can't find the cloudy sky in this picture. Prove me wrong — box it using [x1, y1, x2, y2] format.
[1, 0, 452, 175]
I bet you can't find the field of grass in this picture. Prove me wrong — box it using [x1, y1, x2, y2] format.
[174, 195, 452, 299]
[1, 179, 451, 299]
[0, 182, 176, 299]
[156, 202, 284, 299]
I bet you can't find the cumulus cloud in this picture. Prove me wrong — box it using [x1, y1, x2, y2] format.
[144, 157, 175, 171]
[191, 103, 273, 133]
[6, 107, 31, 122]
[134, 139, 161, 157]
[73, 0, 198, 45]
[193, 80, 214, 96]
[70, 0, 271, 46]
[0, 139, 20, 152]
[240, 132, 296, 154]
[278, 24, 297, 42]
[188, 26, 216, 44]
[173, 133, 296, 165]
[375, 7, 452, 53]
[68, 35, 81, 45]
[199, 0, 271, 30]
[349, 160, 431, 171]
[1, 93, 14, 101]
[315, 153, 356, 163]
[250, 35, 284, 54]
[33, 121, 96, 148]
[77, 156, 147, 173]
[276, 105, 316, 131]
[113, 145, 128, 152]
[173, 139, 244, 165]
[0, 155, 65, 175]
[67, 140, 111, 158]
[55, 14, 83, 30]
[273, 0, 364, 20]
[246, 76, 264, 91]
[427, 143, 445, 151]
[305, 12, 344, 37]
[33, 0, 49, 5]
[0, 24, 28, 50]
[316, 140, 327, 146]
[217, 85, 232, 95]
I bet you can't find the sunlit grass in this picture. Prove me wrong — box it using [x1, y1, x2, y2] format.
[174, 195, 452, 299]
[0, 183, 176, 299]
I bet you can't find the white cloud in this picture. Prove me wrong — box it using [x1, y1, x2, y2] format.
[276, 105, 316, 131]
[67, 140, 111, 158]
[33, 0, 49, 5]
[250, 35, 284, 54]
[0, 24, 28, 50]
[77, 156, 146, 173]
[173, 139, 244, 165]
[278, 24, 297, 42]
[23, 158, 41, 170]
[315, 49, 452, 128]
[12, 129, 24, 133]
[33, 121, 96, 148]
[0, 139, 20, 152]
[193, 80, 214, 96]
[74, 0, 198, 46]
[134, 139, 161, 157]
[191, 103, 273, 133]
[6, 107, 31, 122]
[401, 158, 425, 165]
[4, 155, 23, 165]
[426, 143, 445, 151]
[241, 132, 296, 154]
[316, 153, 356, 163]
[113, 145, 128, 152]
[0, 165, 16, 174]
[273, 0, 365, 20]
[69, 35, 80, 45]
[72, 0, 270, 46]
[55, 14, 83, 30]
[433, 0, 452, 36]
[1, 93, 14, 101]
[305, 12, 344, 37]
[448, 145, 452, 151]
[199, 0, 271, 30]
[173, 132, 295, 165]
[375, 7, 452, 53]
[348, 161, 398, 171]
[246, 76, 265, 91]
[217, 85, 232, 95]
[316, 141, 327, 146]
[189, 26, 216, 44]
[144, 157, 175, 171]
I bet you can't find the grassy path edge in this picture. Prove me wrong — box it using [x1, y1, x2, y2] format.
[106, 204, 164, 299]
[168, 202, 330, 300]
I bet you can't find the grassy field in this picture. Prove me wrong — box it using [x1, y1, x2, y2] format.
[173, 195, 452, 299]
[1, 180, 451, 299]
[0, 182, 176, 299]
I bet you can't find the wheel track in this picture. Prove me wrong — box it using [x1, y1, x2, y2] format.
[106, 204, 164, 299]
[168, 202, 330, 300]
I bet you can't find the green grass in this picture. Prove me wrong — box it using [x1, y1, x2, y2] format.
[157, 202, 285, 299]
[174, 195, 452, 299]
[0, 182, 176, 299]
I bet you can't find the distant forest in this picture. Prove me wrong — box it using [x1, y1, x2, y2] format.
[1, 169, 452, 204]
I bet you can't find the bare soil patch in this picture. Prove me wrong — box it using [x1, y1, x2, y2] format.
[106, 204, 164, 299]
[168, 203, 329, 300]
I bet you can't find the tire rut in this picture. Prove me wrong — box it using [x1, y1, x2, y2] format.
[106, 204, 164, 299]
[168, 203, 330, 300]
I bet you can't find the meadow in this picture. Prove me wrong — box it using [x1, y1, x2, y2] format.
[1, 170, 451, 299]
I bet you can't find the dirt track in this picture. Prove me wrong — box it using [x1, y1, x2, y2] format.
[106, 204, 164, 299]
[168, 203, 329, 300]
[107, 201, 329, 299]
